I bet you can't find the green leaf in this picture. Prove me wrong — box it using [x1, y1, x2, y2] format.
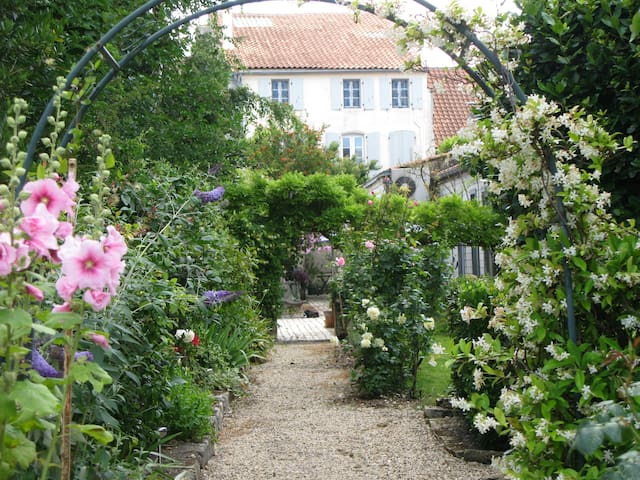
[104, 151, 116, 169]
[6, 436, 37, 468]
[31, 323, 57, 336]
[630, 11, 640, 42]
[572, 256, 587, 272]
[0, 308, 33, 338]
[0, 394, 17, 422]
[494, 407, 507, 427]
[44, 312, 83, 329]
[575, 370, 585, 390]
[9, 381, 59, 416]
[70, 361, 112, 392]
[72, 424, 114, 445]
[574, 423, 605, 455]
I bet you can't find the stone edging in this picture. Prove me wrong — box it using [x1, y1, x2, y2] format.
[158, 392, 232, 480]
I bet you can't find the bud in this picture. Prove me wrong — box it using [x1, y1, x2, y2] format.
[15, 167, 25, 177]
[0, 158, 11, 169]
[17, 115, 26, 124]
[18, 130, 27, 139]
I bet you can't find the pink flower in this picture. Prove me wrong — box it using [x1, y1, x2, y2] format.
[0, 233, 17, 276]
[335, 256, 345, 267]
[19, 204, 60, 257]
[56, 276, 78, 301]
[89, 333, 110, 349]
[52, 302, 72, 313]
[59, 236, 112, 291]
[367, 200, 373, 206]
[20, 178, 75, 218]
[55, 221, 73, 239]
[365, 240, 375, 250]
[25, 283, 44, 302]
[83, 289, 112, 311]
[102, 226, 127, 258]
[62, 178, 79, 203]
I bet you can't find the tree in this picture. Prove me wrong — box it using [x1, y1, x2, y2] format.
[515, 0, 640, 221]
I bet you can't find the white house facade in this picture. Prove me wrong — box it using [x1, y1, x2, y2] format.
[220, 11, 435, 171]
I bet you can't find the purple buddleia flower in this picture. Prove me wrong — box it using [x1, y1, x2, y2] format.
[74, 351, 94, 362]
[194, 186, 225, 203]
[203, 290, 243, 306]
[31, 348, 62, 378]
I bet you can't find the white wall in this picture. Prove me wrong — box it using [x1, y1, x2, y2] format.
[238, 70, 434, 171]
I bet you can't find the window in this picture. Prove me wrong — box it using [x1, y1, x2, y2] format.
[271, 79, 289, 103]
[392, 79, 409, 108]
[342, 134, 364, 162]
[343, 79, 361, 108]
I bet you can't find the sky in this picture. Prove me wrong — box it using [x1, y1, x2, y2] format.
[224, 0, 519, 66]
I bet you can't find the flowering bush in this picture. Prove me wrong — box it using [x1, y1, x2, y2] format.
[448, 95, 640, 478]
[336, 219, 449, 397]
[0, 98, 125, 478]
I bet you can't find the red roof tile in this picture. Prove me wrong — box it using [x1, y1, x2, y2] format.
[428, 68, 476, 146]
[227, 12, 409, 70]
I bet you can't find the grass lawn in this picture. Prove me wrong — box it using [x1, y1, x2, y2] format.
[416, 334, 455, 405]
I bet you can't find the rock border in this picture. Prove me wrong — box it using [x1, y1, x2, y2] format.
[154, 392, 232, 480]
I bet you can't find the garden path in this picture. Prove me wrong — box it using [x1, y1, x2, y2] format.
[202, 340, 501, 479]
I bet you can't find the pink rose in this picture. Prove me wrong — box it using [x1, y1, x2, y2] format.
[365, 240, 375, 250]
[335, 256, 345, 267]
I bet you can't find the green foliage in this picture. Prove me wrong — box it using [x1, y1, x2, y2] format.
[516, 0, 640, 222]
[163, 383, 213, 441]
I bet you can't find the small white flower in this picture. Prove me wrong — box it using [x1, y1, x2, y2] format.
[175, 329, 195, 344]
[360, 338, 371, 348]
[397, 313, 406, 325]
[449, 397, 472, 412]
[431, 343, 446, 355]
[423, 317, 435, 330]
[473, 368, 485, 390]
[361, 298, 370, 307]
[473, 413, 499, 434]
[373, 338, 385, 349]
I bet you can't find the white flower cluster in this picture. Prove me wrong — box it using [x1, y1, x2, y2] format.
[449, 396, 472, 412]
[473, 413, 500, 434]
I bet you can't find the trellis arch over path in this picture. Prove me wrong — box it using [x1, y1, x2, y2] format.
[19, 0, 576, 342]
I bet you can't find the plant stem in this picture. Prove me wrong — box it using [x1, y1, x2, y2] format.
[60, 330, 73, 480]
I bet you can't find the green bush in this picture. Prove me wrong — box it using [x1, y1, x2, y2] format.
[163, 382, 214, 441]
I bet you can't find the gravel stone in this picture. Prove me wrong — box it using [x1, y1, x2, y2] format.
[203, 342, 501, 480]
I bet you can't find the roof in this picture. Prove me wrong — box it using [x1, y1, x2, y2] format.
[226, 12, 409, 71]
[427, 68, 476, 145]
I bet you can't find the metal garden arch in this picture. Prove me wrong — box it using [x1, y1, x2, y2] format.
[20, 0, 577, 342]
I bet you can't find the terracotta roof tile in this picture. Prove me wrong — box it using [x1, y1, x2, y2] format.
[428, 68, 476, 146]
[227, 12, 409, 70]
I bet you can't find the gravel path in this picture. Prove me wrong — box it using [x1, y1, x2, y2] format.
[203, 342, 500, 480]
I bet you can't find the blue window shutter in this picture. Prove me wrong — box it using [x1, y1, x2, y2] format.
[259, 78, 271, 98]
[411, 77, 424, 109]
[291, 79, 303, 110]
[330, 78, 342, 110]
[389, 130, 415, 166]
[366, 132, 380, 163]
[379, 78, 391, 110]
[324, 132, 340, 149]
[363, 78, 375, 110]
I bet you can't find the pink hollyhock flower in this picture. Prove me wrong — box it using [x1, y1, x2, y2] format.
[83, 289, 112, 311]
[0, 233, 17, 276]
[89, 333, 110, 349]
[102, 226, 127, 258]
[13, 238, 31, 271]
[335, 256, 345, 267]
[52, 302, 72, 313]
[20, 178, 75, 218]
[19, 204, 60, 257]
[25, 283, 44, 302]
[59, 236, 112, 291]
[365, 240, 375, 250]
[56, 276, 78, 301]
[62, 178, 79, 203]
[55, 221, 73, 239]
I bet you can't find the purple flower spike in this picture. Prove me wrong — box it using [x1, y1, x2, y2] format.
[194, 186, 225, 203]
[31, 348, 62, 378]
[203, 290, 243, 306]
[74, 351, 94, 362]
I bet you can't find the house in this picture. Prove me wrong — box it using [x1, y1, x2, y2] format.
[220, 10, 435, 171]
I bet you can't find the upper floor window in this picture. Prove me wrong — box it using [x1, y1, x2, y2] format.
[343, 79, 361, 108]
[392, 79, 409, 108]
[342, 134, 364, 162]
[271, 79, 289, 103]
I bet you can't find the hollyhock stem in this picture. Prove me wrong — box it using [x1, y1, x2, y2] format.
[67, 158, 77, 224]
[61, 330, 73, 480]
